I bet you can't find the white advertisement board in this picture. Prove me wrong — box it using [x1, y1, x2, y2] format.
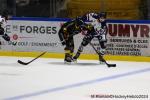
[1, 20, 64, 52]
[0, 19, 150, 57]
[106, 23, 150, 56]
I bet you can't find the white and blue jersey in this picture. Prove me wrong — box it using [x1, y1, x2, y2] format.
[82, 13, 107, 41]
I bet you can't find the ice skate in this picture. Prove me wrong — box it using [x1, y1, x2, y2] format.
[99, 60, 105, 64]
[72, 57, 77, 63]
[64, 53, 73, 64]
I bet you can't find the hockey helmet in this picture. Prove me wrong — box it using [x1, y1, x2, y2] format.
[1, 9, 11, 20]
[96, 12, 107, 22]
[98, 12, 107, 18]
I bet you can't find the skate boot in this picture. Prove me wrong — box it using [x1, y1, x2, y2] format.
[98, 49, 105, 64]
[99, 59, 105, 64]
[72, 51, 81, 63]
[64, 53, 72, 64]
[72, 56, 77, 63]
[99, 56, 105, 64]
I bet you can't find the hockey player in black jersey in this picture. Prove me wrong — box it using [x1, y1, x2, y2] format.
[58, 18, 87, 63]
[73, 12, 107, 63]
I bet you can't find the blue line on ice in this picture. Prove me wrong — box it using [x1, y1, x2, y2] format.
[5, 67, 150, 100]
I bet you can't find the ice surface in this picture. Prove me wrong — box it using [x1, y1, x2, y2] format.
[0, 56, 150, 100]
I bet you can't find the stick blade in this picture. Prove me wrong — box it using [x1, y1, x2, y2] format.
[108, 64, 116, 67]
[17, 60, 29, 65]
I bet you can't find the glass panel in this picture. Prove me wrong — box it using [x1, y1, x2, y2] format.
[0, 0, 149, 20]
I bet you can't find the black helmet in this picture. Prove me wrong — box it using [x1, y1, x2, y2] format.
[94, 12, 107, 19]
[2, 9, 10, 18]
[98, 12, 107, 18]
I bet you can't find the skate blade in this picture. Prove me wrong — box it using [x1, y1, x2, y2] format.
[99, 61, 105, 65]
[64, 61, 71, 64]
[73, 61, 77, 63]
[72, 59, 77, 63]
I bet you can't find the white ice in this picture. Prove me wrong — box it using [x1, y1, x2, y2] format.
[0, 56, 150, 100]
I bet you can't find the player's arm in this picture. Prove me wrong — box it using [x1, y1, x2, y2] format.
[58, 27, 67, 45]
[0, 26, 10, 42]
[0, 25, 4, 35]
[0, 18, 4, 35]
[101, 21, 107, 35]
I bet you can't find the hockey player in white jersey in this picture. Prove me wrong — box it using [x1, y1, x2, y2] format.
[0, 10, 11, 43]
[73, 12, 107, 63]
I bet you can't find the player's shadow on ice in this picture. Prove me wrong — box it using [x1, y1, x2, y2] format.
[49, 62, 99, 66]
[0, 63, 23, 67]
[0, 72, 21, 76]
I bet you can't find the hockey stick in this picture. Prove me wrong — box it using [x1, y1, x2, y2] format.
[89, 42, 116, 67]
[17, 52, 46, 65]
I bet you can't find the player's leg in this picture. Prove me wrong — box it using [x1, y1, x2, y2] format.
[72, 44, 83, 62]
[73, 35, 93, 61]
[98, 35, 107, 64]
[64, 37, 74, 63]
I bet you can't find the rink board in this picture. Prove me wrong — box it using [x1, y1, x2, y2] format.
[0, 51, 150, 62]
[0, 17, 150, 62]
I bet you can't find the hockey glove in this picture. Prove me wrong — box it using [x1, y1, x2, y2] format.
[61, 40, 66, 46]
[2, 34, 10, 41]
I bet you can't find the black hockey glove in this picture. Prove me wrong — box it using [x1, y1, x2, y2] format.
[2, 34, 10, 41]
[61, 41, 66, 46]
